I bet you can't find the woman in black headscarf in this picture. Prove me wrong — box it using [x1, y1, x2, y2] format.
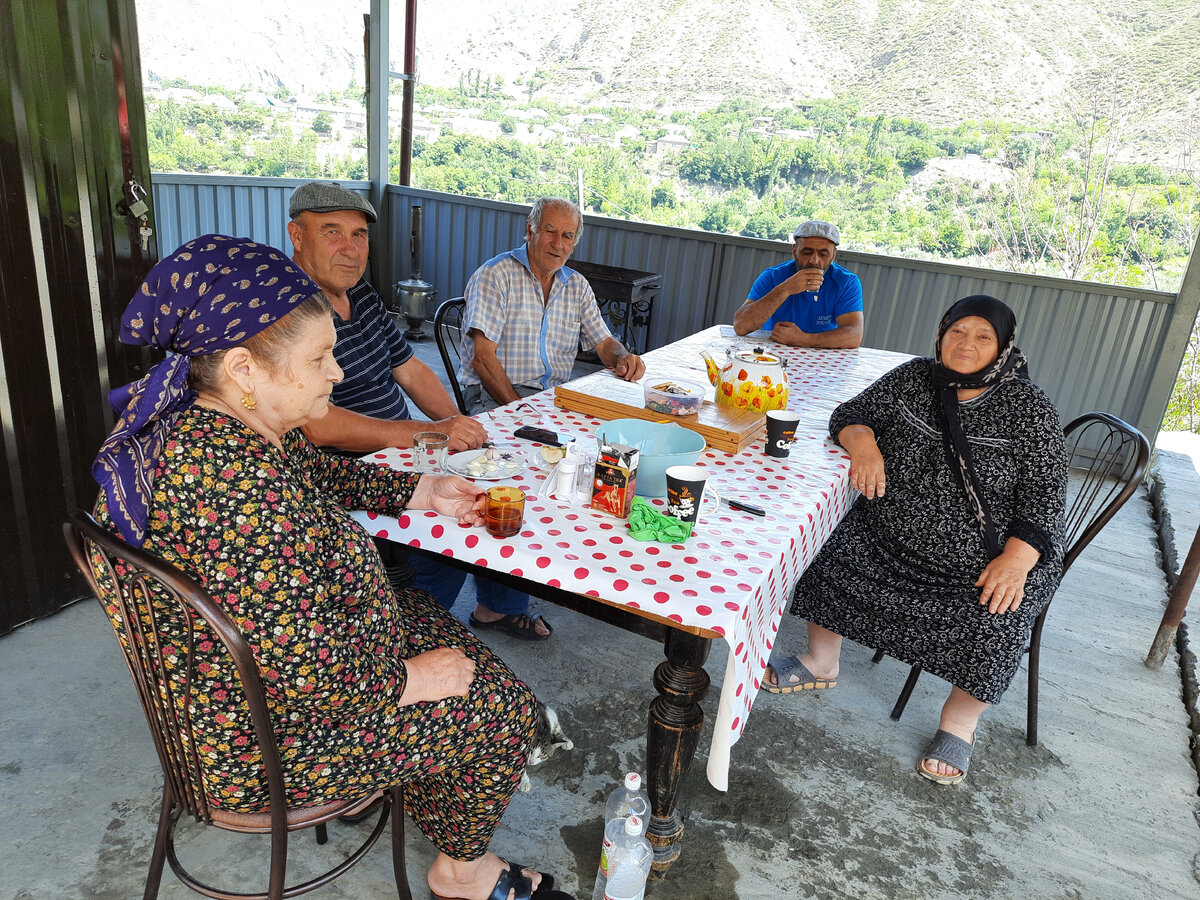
[764, 295, 1067, 785]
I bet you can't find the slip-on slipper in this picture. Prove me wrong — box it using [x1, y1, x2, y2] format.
[469, 612, 553, 642]
[916, 729, 975, 785]
[763, 655, 837, 693]
[432, 860, 574, 900]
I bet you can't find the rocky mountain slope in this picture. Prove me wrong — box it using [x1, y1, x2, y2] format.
[137, 0, 1200, 157]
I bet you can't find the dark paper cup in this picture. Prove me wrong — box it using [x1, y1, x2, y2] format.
[764, 410, 800, 458]
[665, 465, 718, 525]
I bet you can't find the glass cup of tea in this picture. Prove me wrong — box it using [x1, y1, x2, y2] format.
[484, 485, 525, 539]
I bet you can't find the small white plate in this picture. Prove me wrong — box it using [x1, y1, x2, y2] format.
[444, 447, 528, 480]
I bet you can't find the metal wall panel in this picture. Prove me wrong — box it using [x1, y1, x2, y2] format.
[150, 176, 1196, 447]
[0, 0, 155, 632]
[152, 175, 373, 259]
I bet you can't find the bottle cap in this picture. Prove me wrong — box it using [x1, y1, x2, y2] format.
[623, 772, 642, 790]
[625, 814, 643, 835]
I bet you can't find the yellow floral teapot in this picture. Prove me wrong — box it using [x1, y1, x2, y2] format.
[701, 346, 790, 412]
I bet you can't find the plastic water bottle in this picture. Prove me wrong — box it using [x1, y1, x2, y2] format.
[591, 773, 650, 900]
[602, 815, 652, 900]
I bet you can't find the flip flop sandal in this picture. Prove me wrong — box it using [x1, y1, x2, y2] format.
[916, 729, 975, 785]
[762, 655, 837, 694]
[469, 612, 553, 642]
[432, 860, 574, 900]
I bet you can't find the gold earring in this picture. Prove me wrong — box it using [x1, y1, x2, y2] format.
[241, 392, 257, 411]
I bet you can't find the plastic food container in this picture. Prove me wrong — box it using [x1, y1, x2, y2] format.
[643, 379, 704, 417]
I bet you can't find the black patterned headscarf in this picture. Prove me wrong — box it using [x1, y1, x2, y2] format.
[92, 235, 319, 544]
[931, 295, 1029, 558]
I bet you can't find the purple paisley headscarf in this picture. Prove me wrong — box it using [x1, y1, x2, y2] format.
[92, 234, 319, 544]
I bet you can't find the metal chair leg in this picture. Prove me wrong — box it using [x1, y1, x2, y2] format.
[890, 665, 923, 720]
[391, 785, 412, 900]
[1026, 611, 1048, 747]
[143, 791, 175, 900]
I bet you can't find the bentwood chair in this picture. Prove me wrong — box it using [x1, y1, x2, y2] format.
[872, 412, 1150, 746]
[64, 510, 413, 900]
[434, 297, 470, 415]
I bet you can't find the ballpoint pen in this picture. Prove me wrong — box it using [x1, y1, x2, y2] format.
[721, 497, 766, 516]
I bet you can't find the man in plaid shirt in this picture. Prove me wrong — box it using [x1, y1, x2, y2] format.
[458, 197, 645, 413]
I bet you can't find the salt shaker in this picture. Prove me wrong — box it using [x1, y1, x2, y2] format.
[553, 441, 579, 501]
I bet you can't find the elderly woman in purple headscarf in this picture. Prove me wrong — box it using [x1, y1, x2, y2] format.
[91, 236, 573, 900]
[764, 295, 1068, 786]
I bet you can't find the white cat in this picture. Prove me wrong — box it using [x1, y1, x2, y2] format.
[519, 702, 573, 792]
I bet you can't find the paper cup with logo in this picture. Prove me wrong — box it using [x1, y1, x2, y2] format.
[764, 410, 800, 458]
[664, 465, 720, 526]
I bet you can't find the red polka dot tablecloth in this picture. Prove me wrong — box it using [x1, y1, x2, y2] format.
[352, 327, 911, 791]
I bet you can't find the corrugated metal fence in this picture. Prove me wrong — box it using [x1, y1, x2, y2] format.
[152, 175, 1199, 444]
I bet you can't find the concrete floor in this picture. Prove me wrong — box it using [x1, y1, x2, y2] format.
[3, 329, 1198, 899]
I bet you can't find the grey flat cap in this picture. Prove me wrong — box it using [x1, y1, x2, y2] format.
[289, 182, 377, 223]
[792, 220, 840, 245]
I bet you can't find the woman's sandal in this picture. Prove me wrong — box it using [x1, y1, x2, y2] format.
[431, 860, 574, 900]
[762, 655, 837, 694]
[916, 729, 975, 785]
[469, 612, 553, 642]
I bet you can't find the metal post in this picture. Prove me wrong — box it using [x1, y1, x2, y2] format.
[398, 0, 417, 186]
[365, 1, 390, 288]
[1146, 521, 1200, 669]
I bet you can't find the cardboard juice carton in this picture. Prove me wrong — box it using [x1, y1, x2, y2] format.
[590, 441, 640, 518]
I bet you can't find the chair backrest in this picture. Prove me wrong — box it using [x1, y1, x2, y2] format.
[63, 510, 288, 828]
[433, 297, 469, 415]
[1061, 412, 1151, 575]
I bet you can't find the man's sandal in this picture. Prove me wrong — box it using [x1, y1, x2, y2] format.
[916, 729, 975, 785]
[431, 860, 574, 900]
[763, 655, 837, 694]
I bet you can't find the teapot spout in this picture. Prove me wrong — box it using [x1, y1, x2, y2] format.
[700, 349, 720, 386]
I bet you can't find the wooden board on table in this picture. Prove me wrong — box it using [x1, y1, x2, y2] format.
[553, 371, 765, 453]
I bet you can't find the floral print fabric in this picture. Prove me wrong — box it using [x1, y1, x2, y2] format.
[94, 404, 537, 860]
[791, 359, 1068, 704]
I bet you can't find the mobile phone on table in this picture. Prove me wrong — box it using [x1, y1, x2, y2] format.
[513, 425, 568, 447]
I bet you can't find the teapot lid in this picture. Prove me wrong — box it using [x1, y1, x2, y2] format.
[733, 347, 782, 365]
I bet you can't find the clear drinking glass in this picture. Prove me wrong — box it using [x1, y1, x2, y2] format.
[413, 431, 449, 474]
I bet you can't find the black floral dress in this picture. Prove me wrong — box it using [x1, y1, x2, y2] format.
[791, 359, 1068, 704]
[94, 405, 537, 861]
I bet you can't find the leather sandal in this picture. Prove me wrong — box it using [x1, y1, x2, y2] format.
[432, 860, 574, 900]
[468, 612, 552, 641]
[916, 729, 975, 785]
[763, 655, 837, 693]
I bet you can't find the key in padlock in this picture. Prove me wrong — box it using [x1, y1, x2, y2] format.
[121, 180, 150, 219]
[139, 224, 153, 253]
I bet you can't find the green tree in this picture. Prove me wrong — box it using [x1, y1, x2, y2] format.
[312, 111, 333, 134]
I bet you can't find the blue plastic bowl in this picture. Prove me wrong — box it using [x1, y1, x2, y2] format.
[596, 418, 707, 497]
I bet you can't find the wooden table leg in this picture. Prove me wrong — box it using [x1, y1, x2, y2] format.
[645, 629, 711, 882]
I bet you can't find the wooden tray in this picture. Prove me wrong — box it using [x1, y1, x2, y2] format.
[553, 372, 765, 453]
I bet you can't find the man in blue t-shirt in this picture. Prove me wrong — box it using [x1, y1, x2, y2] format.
[734, 220, 864, 348]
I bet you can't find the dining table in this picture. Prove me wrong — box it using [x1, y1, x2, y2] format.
[352, 325, 911, 880]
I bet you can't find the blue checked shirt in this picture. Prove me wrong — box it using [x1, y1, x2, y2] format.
[459, 245, 612, 391]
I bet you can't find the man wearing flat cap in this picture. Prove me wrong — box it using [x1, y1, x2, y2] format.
[287, 181, 486, 612]
[288, 182, 486, 455]
[733, 220, 864, 348]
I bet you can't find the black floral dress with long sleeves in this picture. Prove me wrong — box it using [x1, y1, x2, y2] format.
[94, 405, 537, 861]
[791, 359, 1068, 704]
